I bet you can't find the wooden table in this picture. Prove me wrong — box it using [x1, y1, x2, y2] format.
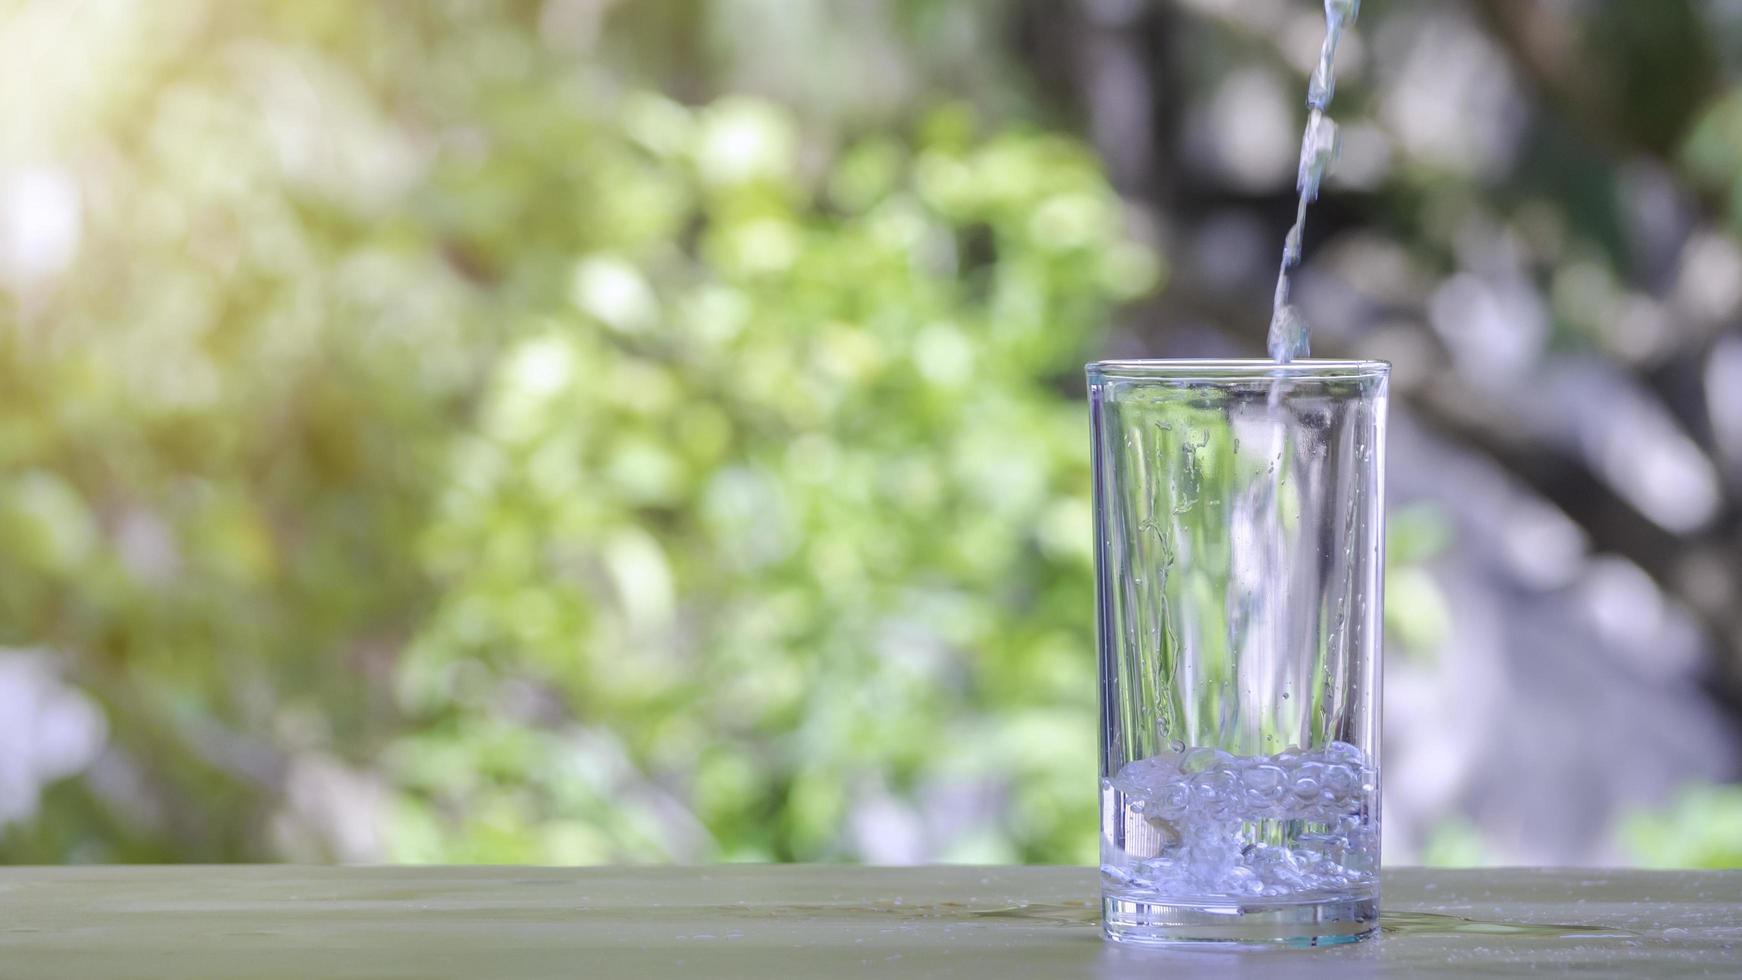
[1, 866, 1737, 978]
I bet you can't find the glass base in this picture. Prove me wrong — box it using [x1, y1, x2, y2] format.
[1102, 892, 1378, 948]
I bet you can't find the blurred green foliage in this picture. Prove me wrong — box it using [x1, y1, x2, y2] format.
[1418, 818, 1492, 869]
[2, 0, 1737, 870]
[1384, 504, 1454, 662]
[0, 0, 1155, 863]
[1622, 786, 1742, 869]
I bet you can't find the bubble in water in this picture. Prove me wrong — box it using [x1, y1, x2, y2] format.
[1324, 740, 1363, 767]
[1105, 742, 1376, 898]
[1158, 782, 1192, 816]
[1325, 765, 1356, 796]
[1180, 746, 1232, 775]
[1242, 765, 1286, 803]
[1203, 768, 1239, 798]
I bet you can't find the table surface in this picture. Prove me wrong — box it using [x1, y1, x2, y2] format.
[1, 865, 1737, 978]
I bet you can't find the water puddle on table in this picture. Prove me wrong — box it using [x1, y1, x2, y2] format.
[730, 901, 1099, 927]
[967, 903, 1101, 926]
[1379, 911, 1637, 940]
[723, 901, 1637, 942]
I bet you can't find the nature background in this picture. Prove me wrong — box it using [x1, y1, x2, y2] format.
[2, 0, 1740, 869]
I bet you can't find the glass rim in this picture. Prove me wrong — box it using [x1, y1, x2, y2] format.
[1087, 358, 1390, 383]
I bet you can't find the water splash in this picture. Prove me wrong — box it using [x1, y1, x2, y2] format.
[1101, 742, 1378, 899]
[1269, 0, 1361, 363]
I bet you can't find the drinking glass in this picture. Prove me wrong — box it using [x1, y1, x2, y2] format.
[1088, 359, 1388, 946]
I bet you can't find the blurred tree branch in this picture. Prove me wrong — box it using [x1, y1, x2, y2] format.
[1473, 0, 1721, 160]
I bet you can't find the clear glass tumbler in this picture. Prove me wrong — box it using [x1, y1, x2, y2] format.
[1088, 359, 1388, 947]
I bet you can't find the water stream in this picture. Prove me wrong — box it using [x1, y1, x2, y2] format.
[1268, 0, 1361, 363]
